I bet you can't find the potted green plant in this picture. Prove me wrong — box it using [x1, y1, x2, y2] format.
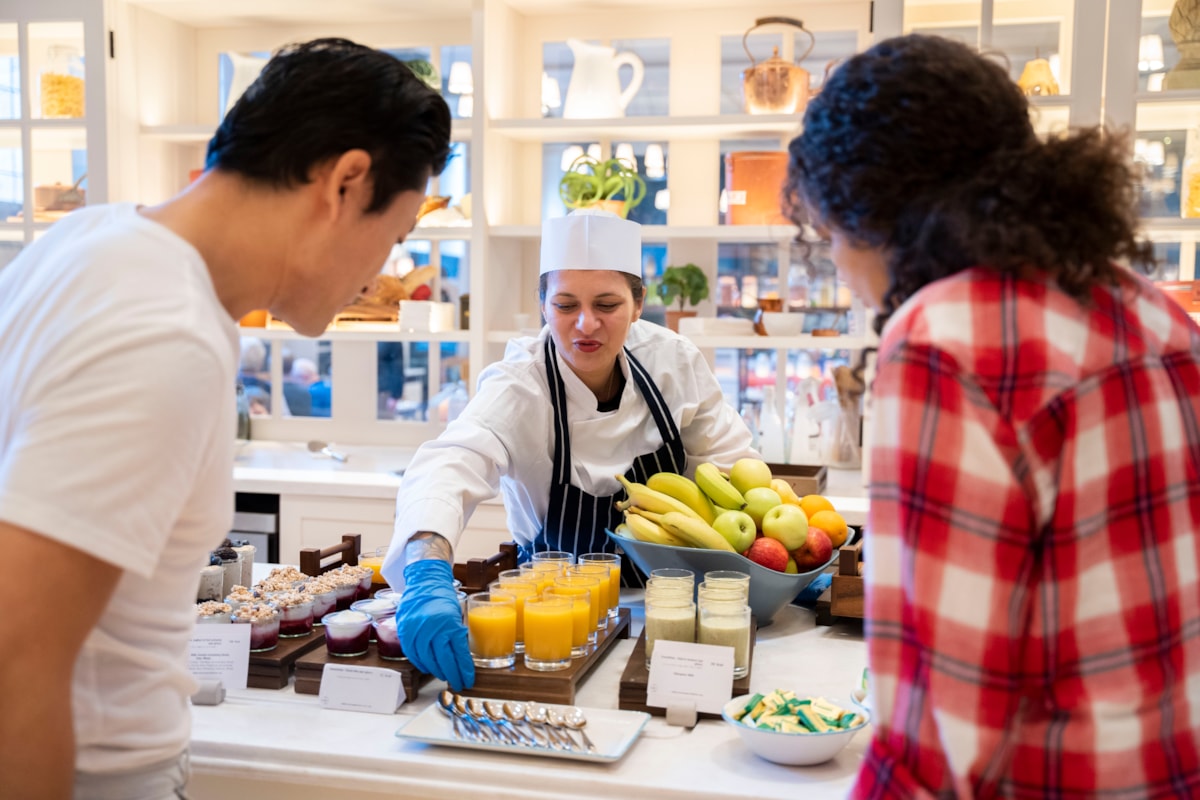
[657, 263, 709, 332]
[558, 154, 647, 218]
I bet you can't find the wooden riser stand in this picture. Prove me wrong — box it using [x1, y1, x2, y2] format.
[815, 539, 864, 626]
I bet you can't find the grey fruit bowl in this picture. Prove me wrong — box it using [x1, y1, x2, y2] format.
[605, 530, 834, 625]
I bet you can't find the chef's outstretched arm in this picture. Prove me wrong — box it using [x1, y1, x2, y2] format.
[395, 531, 475, 691]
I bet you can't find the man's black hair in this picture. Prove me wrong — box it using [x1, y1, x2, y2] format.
[206, 38, 452, 213]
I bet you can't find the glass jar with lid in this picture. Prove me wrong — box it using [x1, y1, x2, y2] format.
[40, 45, 85, 119]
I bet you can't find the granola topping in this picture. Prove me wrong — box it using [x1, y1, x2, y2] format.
[232, 602, 278, 624]
[196, 601, 232, 617]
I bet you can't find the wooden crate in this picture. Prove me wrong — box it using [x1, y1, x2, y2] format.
[247, 629, 328, 690]
[764, 463, 828, 497]
[618, 619, 756, 719]
[457, 607, 632, 705]
[815, 540, 864, 626]
[453, 541, 519, 595]
[299, 534, 362, 577]
[294, 643, 433, 702]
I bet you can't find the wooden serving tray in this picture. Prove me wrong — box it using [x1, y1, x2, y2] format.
[815, 539, 865, 625]
[247, 629, 327, 690]
[458, 607, 632, 705]
[617, 619, 756, 720]
[293, 643, 433, 703]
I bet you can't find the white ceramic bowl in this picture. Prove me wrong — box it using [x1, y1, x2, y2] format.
[760, 311, 805, 337]
[605, 530, 834, 625]
[721, 693, 869, 766]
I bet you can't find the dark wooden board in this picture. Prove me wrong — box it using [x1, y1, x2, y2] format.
[294, 644, 432, 703]
[618, 619, 755, 719]
[457, 607, 632, 705]
[246, 628, 327, 690]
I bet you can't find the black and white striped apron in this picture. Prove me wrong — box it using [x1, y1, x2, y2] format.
[520, 338, 686, 586]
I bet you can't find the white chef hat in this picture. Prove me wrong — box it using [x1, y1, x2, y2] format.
[539, 208, 642, 276]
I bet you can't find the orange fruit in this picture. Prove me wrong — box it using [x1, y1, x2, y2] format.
[807, 509, 849, 549]
[799, 494, 835, 519]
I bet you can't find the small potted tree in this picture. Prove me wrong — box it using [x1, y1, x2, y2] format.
[657, 263, 709, 332]
[558, 154, 647, 218]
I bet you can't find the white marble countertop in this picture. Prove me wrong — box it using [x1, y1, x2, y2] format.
[189, 595, 868, 800]
[232, 441, 868, 524]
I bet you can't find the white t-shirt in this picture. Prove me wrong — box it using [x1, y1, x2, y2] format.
[0, 204, 238, 773]
[382, 320, 756, 588]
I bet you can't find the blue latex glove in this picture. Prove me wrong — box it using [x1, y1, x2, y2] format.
[397, 559, 475, 691]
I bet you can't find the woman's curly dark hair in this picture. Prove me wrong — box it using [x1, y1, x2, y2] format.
[785, 33, 1154, 337]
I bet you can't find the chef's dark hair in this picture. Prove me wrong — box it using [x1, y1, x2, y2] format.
[539, 272, 646, 305]
[205, 38, 452, 213]
[785, 33, 1153, 337]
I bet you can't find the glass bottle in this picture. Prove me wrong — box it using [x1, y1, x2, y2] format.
[786, 261, 810, 312]
[40, 45, 85, 119]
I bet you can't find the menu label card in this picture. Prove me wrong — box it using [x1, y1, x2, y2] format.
[319, 665, 404, 715]
[187, 625, 250, 690]
[646, 640, 734, 715]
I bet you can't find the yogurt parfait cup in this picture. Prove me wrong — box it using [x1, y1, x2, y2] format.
[322, 610, 372, 657]
[223, 585, 256, 614]
[330, 574, 360, 611]
[350, 597, 398, 642]
[354, 567, 374, 601]
[303, 584, 337, 623]
[232, 603, 280, 652]
[268, 591, 315, 638]
[373, 616, 405, 661]
[195, 601, 232, 625]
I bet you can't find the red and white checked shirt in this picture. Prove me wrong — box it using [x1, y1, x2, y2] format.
[853, 267, 1200, 799]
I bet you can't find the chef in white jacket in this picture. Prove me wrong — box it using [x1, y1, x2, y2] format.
[382, 208, 755, 689]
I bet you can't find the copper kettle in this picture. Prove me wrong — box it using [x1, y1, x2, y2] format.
[742, 16, 816, 115]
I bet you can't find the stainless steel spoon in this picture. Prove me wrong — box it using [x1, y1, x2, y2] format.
[437, 690, 466, 740]
[525, 703, 567, 750]
[503, 700, 550, 748]
[466, 696, 518, 744]
[562, 707, 597, 753]
[307, 440, 347, 462]
[484, 700, 536, 746]
[545, 707, 581, 751]
[450, 693, 489, 741]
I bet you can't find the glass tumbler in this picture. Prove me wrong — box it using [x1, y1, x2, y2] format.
[644, 594, 696, 669]
[580, 552, 622, 619]
[698, 601, 752, 679]
[466, 592, 517, 669]
[522, 595, 573, 671]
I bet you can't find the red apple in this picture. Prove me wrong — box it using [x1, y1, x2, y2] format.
[744, 536, 789, 572]
[791, 526, 833, 571]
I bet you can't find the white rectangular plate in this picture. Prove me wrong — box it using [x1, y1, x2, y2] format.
[395, 699, 650, 763]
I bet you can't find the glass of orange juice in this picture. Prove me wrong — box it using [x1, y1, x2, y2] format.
[522, 595, 573, 671]
[555, 574, 602, 641]
[531, 550, 575, 566]
[491, 579, 538, 654]
[358, 546, 388, 586]
[520, 561, 563, 594]
[545, 587, 591, 657]
[579, 553, 621, 619]
[569, 564, 612, 630]
[466, 592, 517, 668]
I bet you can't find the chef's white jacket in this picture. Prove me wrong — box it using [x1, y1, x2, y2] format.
[381, 320, 756, 587]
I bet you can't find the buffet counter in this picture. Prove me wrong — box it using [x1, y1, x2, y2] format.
[232, 441, 869, 525]
[189, 594, 868, 800]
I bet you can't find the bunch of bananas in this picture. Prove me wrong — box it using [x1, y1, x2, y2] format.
[613, 467, 747, 552]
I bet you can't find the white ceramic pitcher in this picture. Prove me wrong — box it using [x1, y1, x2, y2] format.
[562, 39, 645, 119]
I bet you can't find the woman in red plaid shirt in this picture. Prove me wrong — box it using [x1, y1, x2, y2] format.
[786, 34, 1200, 798]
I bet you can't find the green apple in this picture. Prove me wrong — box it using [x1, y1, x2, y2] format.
[785, 557, 798, 574]
[761, 503, 809, 550]
[712, 509, 756, 553]
[742, 486, 783, 529]
[729, 457, 773, 495]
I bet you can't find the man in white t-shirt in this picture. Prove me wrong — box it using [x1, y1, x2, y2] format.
[0, 38, 450, 799]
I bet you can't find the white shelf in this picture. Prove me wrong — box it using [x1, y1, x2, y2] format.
[143, 118, 473, 144]
[490, 224, 798, 242]
[486, 330, 868, 350]
[489, 114, 801, 143]
[240, 324, 471, 343]
[408, 225, 473, 240]
[1141, 218, 1200, 236]
[1136, 91, 1200, 131]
